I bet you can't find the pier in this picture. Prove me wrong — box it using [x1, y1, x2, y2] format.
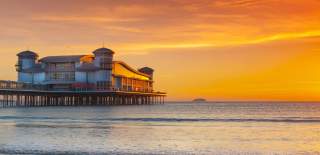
[0, 47, 166, 108]
[0, 80, 165, 108]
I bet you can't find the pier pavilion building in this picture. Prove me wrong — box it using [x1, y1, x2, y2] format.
[15, 47, 154, 92]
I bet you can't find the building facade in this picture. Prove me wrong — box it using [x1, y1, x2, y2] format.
[15, 47, 154, 92]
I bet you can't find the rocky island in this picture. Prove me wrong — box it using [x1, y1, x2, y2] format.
[192, 98, 207, 102]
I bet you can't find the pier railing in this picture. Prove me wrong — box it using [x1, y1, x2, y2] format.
[0, 80, 165, 108]
[0, 80, 45, 90]
[0, 80, 164, 94]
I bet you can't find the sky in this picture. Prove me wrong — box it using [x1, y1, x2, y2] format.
[1, 0, 320, 101]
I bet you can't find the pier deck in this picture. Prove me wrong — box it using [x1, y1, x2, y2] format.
[0, 81, 165, 108]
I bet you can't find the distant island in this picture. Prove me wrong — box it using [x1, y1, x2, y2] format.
[192, 98, 207, 102]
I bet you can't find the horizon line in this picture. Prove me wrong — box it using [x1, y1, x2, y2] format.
[166, 100, 320, 103]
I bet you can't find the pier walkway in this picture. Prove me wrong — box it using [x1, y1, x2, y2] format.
[0, 80, 166, 108]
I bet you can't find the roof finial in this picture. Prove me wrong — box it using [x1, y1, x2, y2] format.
[102, 41, 105, 48]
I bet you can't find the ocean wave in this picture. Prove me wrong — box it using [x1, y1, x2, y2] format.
[0, 115, 67, 120]
[0, 148, 141, 155]
[2, 115, 320, 124]
[14, 123, 112, 129]
[94, 117, 320, 123]
[5, 117, 320, 123]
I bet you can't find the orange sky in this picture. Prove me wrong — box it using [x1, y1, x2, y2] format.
[1, 0, 320, 101]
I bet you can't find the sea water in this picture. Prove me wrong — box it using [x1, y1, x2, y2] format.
[0, 102, 320, 154]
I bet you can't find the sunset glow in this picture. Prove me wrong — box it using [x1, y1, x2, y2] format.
[1, 0, 320, 101]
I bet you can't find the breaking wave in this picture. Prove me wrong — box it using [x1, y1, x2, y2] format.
[1, 116, 320, 124]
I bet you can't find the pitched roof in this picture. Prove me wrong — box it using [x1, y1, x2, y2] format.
[138, 67, 154, 75]
[39, 55, 86, 63]
[93, 47, 115, 55]
[17, 50, 39, 58]
[113, 61, 151, 78]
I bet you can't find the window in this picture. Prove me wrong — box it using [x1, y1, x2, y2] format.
[49, 72, 75, 81]
[100, 56, 112, 69]
[46, 63, 75, 81]
[47, 63, 75, 71]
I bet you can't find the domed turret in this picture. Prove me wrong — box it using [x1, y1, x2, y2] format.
[17, 50, 39, 59]
[93, 47, 114, 70]
[93, 47, 114, 56]
[16, 50, 39, 83]
[91, 47, 115, 86]
[139, 67, 154, 79]
[16, 50, 39, 71]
